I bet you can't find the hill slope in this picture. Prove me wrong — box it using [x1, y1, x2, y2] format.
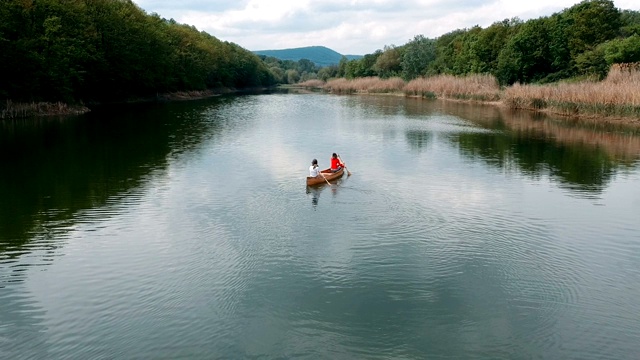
[253, 46, 362, 67]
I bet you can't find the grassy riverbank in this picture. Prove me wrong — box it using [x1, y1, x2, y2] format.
[503, 64, 640, 119]
[0, 89, 240, 119]
[1, 101, 90, 119]
[301, 64, 640, 126]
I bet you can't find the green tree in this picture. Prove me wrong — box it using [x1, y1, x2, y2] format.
[574, 45, 608, 78]
[563, 0, 621, 59]
[450, 26, 483, 75]
[575, 35, 640, 77]
[0, 0, 274, 105]
[496, 18, 552, 84]
[317, 66, 338, 81]
[400, 35, 436, 79]
[296, 59, 316, 74]
[343, 51, 380, 78]
[337, 56, 348, 77]
[269, 66, 285, 83]
[286, 69, 300, 84]
[603, 35, 640, 65]
[469, 18, 520, 74]
[373, 45, 402, 78]
[428, 29, 467, 75]
[620, 9, 640, 37]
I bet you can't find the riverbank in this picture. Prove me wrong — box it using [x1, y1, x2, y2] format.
[0, 88, 239, 120]
[302, 65, 640, 128]
[0, 100, 90, 119]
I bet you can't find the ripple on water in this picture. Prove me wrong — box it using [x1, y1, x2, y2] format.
[446, 205, 640, 358]
[350, 195, 447, 244]
[3, 93, 640, 359]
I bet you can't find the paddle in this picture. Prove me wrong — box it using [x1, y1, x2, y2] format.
[338, 155, 351, 176]
[320, 171, 331, 186]
[319, 168, 332, 186]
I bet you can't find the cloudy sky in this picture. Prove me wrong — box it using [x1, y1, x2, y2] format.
[133, 0, 638, 55]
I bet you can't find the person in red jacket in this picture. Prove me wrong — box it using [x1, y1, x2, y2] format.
[330, 153, 344, 172]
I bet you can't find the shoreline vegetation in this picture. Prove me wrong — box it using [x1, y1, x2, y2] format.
[6, 63, 638, 127]
[2, 0, 638, 125]
[0, 89, 239, 119]
[1, 101, 90, 119]
[0, 0, 275, 120]
[299, 63, 640, 128]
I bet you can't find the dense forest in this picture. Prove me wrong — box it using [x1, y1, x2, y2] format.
[0, 0, 275, 105]
[257, 56, 343, 84]
[338, 0, 640, 85]
[1, 0, 639, 111]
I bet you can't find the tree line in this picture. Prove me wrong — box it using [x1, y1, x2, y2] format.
[256, 56, 343, 84]
[2, 0, 638, 107]
[339, 0, 640, 85]
[0, 0, 275, 105]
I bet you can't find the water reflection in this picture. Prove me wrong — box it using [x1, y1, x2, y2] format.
[411, 100, 640, 194]
[1, 93, 639, 359]
[305, 177, 346, 209]
[334, 94, 640, 193]
[405, 130, 433, 151]
[306, 185, 324, 208]
[0, 98, 242, 358]
[345, 94, 640, 193]
[437, 100, 640, 162]
[0, 97, 233, 252]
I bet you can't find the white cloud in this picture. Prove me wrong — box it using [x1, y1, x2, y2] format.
[133, 0, 640, 55]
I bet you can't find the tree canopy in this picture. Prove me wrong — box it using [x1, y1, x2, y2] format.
[3, 0, 639, 105]
[338, 0, 639, 84]
[0, 0, 275, 104]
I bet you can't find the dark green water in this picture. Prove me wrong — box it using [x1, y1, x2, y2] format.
[1, 93, 640, 359]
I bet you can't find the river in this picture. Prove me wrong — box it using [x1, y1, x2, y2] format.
[1, 91, 640, 359]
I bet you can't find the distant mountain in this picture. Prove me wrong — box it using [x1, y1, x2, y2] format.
[253, 46, 362, 67]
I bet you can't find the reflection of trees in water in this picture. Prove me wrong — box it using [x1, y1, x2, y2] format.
[402, 99, 640, 192]
[344, 94, 442, 117]
[0, 98, 239, 357]
[405, 130, 433, 151]
[438, 100, 640, 162]
[0, 97, 231, 253]
[343, 95, 639, 190]
[454, 132, 618, 192]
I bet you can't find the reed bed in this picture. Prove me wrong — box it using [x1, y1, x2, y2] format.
[444, 100, 640, 159]
[503, 64, 640, 118]
[298, 79, 325, 88]
[405, 74, 501, 101]
[324, 77, 405, 94]
[158, 89, 221, 100]
[1, 100, 89, 119]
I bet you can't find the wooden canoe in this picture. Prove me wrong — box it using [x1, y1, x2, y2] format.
[306, 167, 344, 186]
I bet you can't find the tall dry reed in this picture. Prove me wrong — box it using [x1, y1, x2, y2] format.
[405, 74, 501, 101]
[1, 100, 89, 119]
[503, 63, 640, 118]
[324, 77, 405, 94]
[298, 79, 325, 88]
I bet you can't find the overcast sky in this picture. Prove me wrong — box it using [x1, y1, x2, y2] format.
[133, 0, 639, 55]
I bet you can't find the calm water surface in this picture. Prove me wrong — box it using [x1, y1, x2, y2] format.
[1, 92, 640, 359]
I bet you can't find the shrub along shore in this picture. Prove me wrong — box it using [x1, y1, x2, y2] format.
[0, 101, 90, 119]
[6, 64, 638, 125]
[0, 89, 240, 119]
[301, 63, 640, 127]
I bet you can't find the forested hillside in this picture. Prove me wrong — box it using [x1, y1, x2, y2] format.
[340, 0, 640, 85]
[2, 0, 638, 111]
[0, 0, 275, 105]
